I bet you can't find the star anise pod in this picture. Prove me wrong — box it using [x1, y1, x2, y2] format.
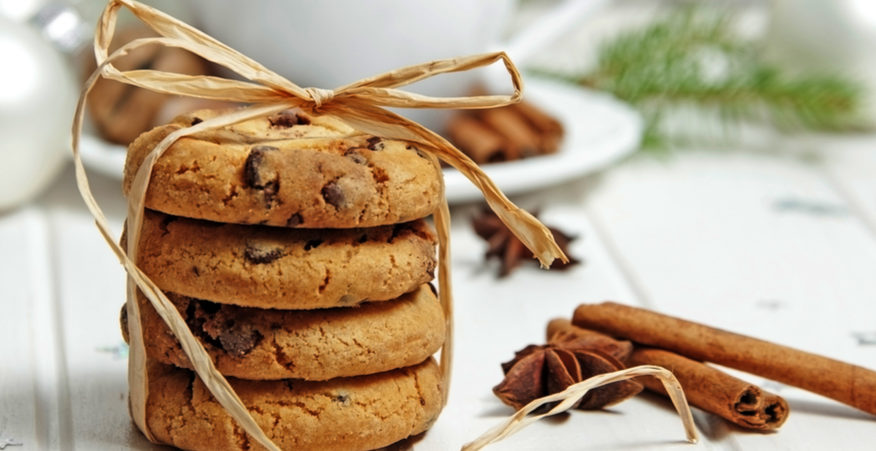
[472, 207, 580, 277]
[493, 333, 643, 411]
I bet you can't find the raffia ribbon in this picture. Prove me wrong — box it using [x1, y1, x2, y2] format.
[72, 1, 567, 449]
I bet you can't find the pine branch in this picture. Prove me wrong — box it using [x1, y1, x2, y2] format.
[543, 7, 867, 149]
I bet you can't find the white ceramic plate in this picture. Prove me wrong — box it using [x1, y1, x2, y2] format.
[443, 76, 642, 203]
[79, 132, 127, 180]
[78, 77, 642, 202]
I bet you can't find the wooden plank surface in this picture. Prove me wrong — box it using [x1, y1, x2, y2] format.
[35, 170, 157, 451]
[0, 209, 55, 450]
[816, 134, 876, 239]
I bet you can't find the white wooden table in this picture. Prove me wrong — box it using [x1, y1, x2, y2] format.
[3, 131, 876, 450]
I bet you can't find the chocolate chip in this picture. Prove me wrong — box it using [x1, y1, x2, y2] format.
[119, 305, 129, 342]
[244, 241, 284, 264]
[184, 300, 200, 327]
[199, 300, 221, 315]
[366, 136, 384, 151]
[268, 110, 309, 128]
[321, 181, 345, 208]
[344, 148, 368, 165]
[190, 117, 203, 126]
[184, 300, 222, 349]
[218, 322, 262, 357]
[244, 145, 279, 189]
[244, 145, 280, 206]
[158, 215, 179, 236]
[304, 239, 323, 250]
[286, 212, 303, 227]
[192, 266, 200, 277]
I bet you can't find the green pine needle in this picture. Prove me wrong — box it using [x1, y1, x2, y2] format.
[542, 8, 867, 150]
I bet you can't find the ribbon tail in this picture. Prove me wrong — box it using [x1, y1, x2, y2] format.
[434, 197, 454, 407]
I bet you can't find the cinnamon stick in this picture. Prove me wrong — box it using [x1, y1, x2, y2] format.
[480, 106, 541, 159]
[510, 101, 563, 154]
[445, 86, 564, 164]
[573, 302, 876, 415]
[445, 113, 508, 163]
[630, 348, 789, 430]
[548, 319, 789, 430]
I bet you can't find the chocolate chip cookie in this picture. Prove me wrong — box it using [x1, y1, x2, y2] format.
[131, 209, 436, 309]
[145, 358, 443, 451]
[127, 285, 444, 380]
[124, 108, 442, 228]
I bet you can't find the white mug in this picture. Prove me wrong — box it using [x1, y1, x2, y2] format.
[186, 0, 599, 129]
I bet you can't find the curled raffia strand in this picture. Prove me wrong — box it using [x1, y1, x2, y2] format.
[461, 365, 699, 451]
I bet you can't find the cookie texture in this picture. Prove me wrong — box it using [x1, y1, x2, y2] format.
[124, 108, 442, 228]
[145, 358, 443, 451]
[131, 209, 436, 309]
[128, 285, 444, 380]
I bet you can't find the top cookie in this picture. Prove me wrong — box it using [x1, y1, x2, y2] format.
[124, 108, 443, 228]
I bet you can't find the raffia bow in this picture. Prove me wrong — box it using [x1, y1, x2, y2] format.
[72, 1, 568, 449]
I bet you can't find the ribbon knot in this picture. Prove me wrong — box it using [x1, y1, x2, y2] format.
[304, 86, 335, 110]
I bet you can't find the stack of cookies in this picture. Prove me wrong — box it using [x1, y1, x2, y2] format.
[121, 108, 447, 450]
